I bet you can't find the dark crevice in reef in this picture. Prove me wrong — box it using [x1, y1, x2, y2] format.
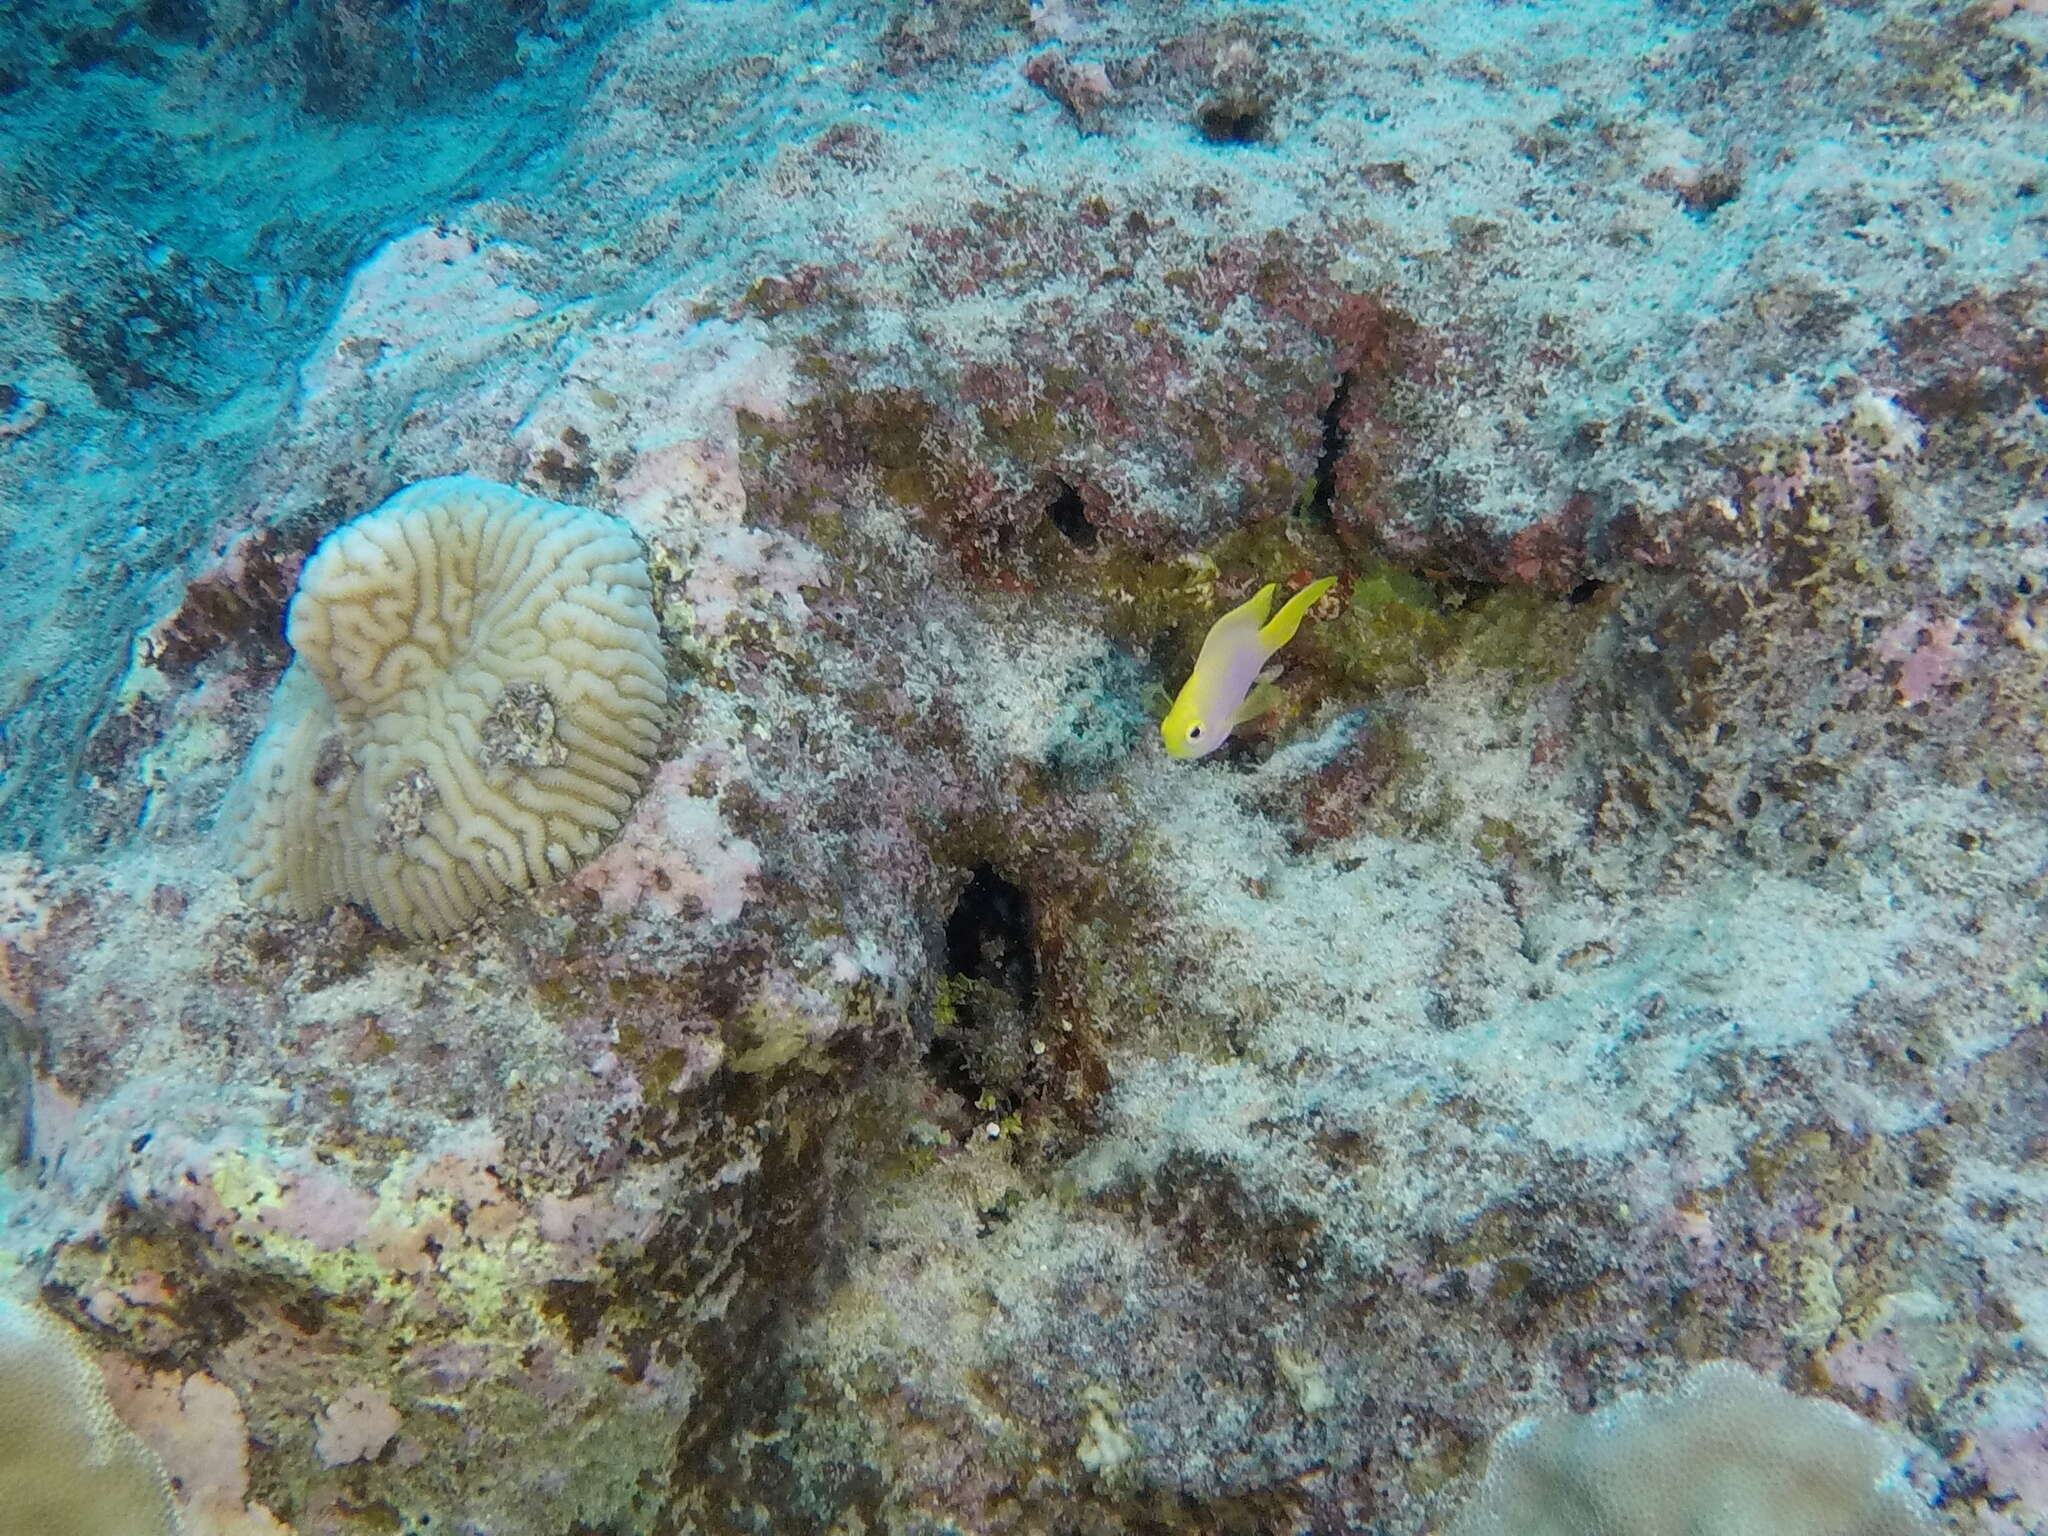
[1306, 370, 1353, 530]
[945, 866, 1038, 1015]
[928, 864, 1038, 1114]
[1045, 479, 1098, 548]
[1198, 91, 1270, 145]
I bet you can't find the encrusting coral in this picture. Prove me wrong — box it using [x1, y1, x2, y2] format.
[0, 1290, 181, 1536]
[1447, 1361, 1938, 1536]
[226, 475, 668, 939]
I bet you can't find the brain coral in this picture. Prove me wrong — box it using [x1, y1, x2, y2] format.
[0, 1293, 180, 1536]
[1448, 1361, 1939, 1536]
[228, 475, 668, 939]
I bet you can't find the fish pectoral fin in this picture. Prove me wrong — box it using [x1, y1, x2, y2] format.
[1233, 676, 1285, 726]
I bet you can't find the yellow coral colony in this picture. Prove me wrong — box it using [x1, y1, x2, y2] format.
[1162, 576, 1338, 760]
[227, 476, 669, 939]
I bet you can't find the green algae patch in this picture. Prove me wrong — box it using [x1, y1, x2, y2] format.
[1320, 562, 1456, 692]
[1086, 514, 1338, 661]
[1314, 562, 1611, 697]
[1458, 584, 1609, 683]
[1353, 563, 1438, 612]
[1082, 502, 1613, 707]
[977, 400, 1065, 464]
[1471, 816, 1523, 863]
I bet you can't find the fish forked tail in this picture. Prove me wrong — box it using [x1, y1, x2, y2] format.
[1256, 576, 1339, 650]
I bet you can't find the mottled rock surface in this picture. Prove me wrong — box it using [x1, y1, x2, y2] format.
[2, 0, 2045, 1533]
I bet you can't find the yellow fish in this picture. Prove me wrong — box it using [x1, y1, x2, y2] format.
[1162, 576, 1338, 759]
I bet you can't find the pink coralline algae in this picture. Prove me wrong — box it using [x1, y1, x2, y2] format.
[102, 1361, 295, 1535]
[572, 758, 765, 926]
[312, 1384, 401, 1469]
[1876, 610, 1981, 707]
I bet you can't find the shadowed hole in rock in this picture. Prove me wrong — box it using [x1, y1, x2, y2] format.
[1198, 92, 1269, 144]
[928, 864, 1038, 1115]
[1045, 480, 1097, 548]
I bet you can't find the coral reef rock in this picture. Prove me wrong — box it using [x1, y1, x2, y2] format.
[2, 0, 2044, 1531]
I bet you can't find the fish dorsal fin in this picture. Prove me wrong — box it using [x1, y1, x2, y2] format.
[1190, 583, 1277, 673]
[1219, 582, 1277, 635]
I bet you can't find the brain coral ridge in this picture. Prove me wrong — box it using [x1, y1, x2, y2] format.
[227, 475, 669, 939]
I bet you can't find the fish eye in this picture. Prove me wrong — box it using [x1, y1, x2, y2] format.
[1187, 724, 1203, 740]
